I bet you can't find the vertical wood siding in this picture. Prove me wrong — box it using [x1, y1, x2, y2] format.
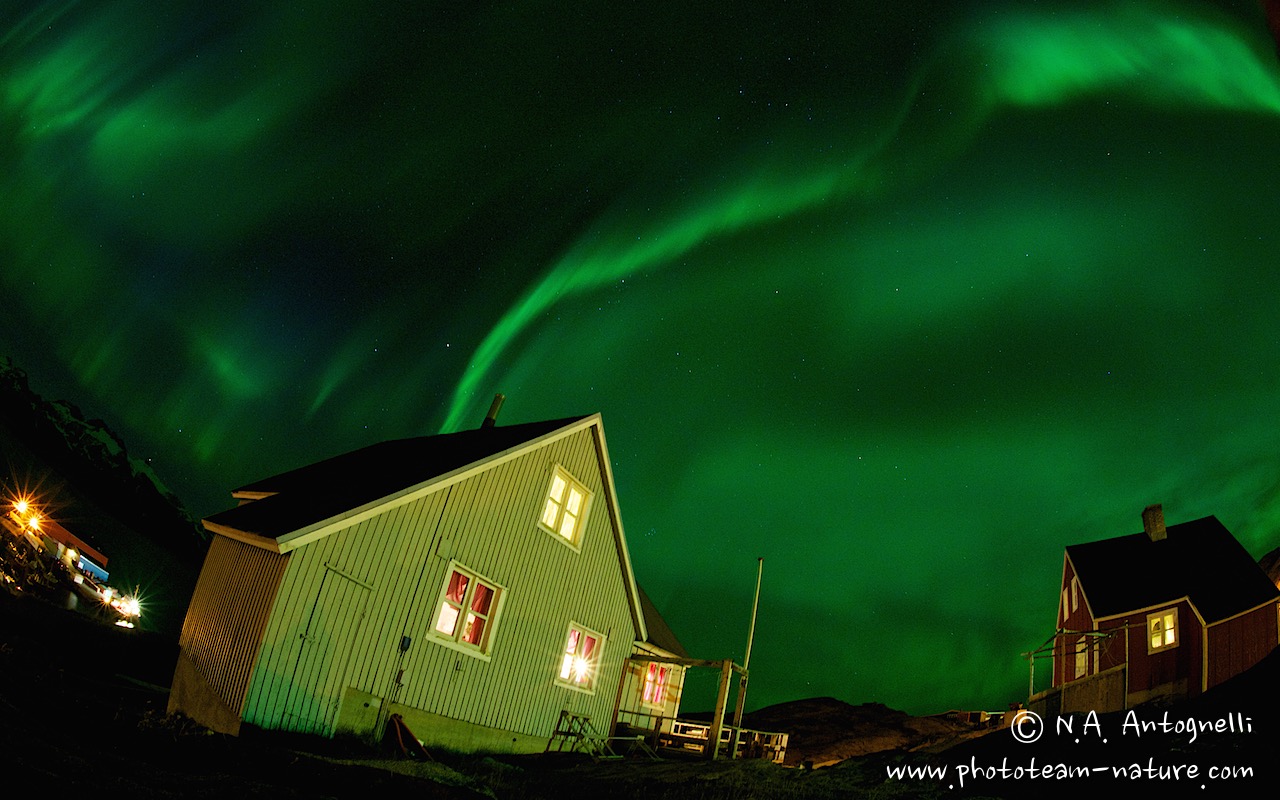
[178, 535, 288, 715]
[242, 423, 640, 739]
[1205, 604, 1278, 691]
[1118, 601, 1199, 696]
[1053, 557, 1095, 686]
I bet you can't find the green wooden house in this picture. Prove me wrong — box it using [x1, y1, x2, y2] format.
[168, 412, 683, 751]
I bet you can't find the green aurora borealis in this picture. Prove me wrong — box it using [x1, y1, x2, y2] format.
[5, 0, 1280, 713]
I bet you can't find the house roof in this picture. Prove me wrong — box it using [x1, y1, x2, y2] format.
[202, 412, 652, 643]
[1067, 515, 1280, 624]
[205, 416, 589, 543]
[637, 583, 689, 658]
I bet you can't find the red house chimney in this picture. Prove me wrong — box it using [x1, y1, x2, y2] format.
[1143, 504, 1166, 542]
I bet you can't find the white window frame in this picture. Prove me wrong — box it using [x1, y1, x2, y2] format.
[1147, 608, 1178, 654]
[429, 561, 504, 659]
[555, 621, 605, 693]
[539, 465, 591, 550]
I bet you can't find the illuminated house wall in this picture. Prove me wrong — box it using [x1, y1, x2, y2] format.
[170, 414, 672, 750]
[1048, 506, 1279, 711]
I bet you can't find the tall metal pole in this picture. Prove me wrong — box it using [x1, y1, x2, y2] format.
[744, 556, 764, 670]
[730, 557, 764, 758]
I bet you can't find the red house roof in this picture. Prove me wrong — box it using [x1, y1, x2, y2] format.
[1066, 515, 1279, 624]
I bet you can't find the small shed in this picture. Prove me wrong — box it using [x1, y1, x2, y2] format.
[1039, 505, 1280, 713]
[169, 412, 671, 751]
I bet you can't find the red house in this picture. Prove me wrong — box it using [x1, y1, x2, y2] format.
[1040, 505, 1279, 714]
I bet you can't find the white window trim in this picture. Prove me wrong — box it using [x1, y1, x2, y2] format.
[1146, 608, 1178, 654]
[555, 621, 605, 694]
[538, 465, 592, 551]
[428, 560, 505, 661]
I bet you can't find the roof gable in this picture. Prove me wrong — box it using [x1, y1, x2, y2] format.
[1066, 515, 1280, 624]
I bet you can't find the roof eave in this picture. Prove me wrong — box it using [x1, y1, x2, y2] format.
[202, 519, 283, 553]
[588, 415, 648, 644]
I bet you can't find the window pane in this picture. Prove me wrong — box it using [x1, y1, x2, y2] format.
[559, 512, 577, 541]
[560, 653, 574, 680]
[564, 628, 580, 654]
[436, 603, 460, 636]
[549, 475, 566, 502]
[472, 583, 493, 614]
[582, 635, 596, 661]
[567, 487, 583, 515]
[462, 613, 485, 645]
[446, 571, 468, 604]
[542, 499, 560, 528]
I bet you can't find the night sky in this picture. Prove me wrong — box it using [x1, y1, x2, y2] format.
[5, 0, 1280, 714]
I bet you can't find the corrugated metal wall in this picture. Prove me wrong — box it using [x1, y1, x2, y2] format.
[242, 424, 640, 738]
[178, 535, 289, 716]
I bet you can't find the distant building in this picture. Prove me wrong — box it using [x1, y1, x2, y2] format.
[168, 412, 691, 751]
[1032, 505, 1280, 715]
[36, 517, 109, 582]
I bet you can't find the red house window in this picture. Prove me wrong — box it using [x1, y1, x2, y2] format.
[1147, 609, 1178, 653]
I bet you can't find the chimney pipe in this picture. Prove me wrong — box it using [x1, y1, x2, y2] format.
[481, 393, 505, 429]
[1142, 504, 1166, 542]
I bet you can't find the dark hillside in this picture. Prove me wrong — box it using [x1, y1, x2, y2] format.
[0, 358, 205, 633]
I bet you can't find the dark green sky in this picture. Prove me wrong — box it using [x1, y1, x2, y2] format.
[4, 0, 1280, 713]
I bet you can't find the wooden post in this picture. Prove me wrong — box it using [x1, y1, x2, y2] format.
[609, 657, 633, 736]
[707, 659, 733, 760]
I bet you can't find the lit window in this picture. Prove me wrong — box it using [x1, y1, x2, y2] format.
[432, 563, 502, 654]
[1074, 636, 1087, 679]
[540, 466, 590, 547]
[556, 623, 604, 692]
[642, 663, 669, 707]
[1148, 609, 1177, 652]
